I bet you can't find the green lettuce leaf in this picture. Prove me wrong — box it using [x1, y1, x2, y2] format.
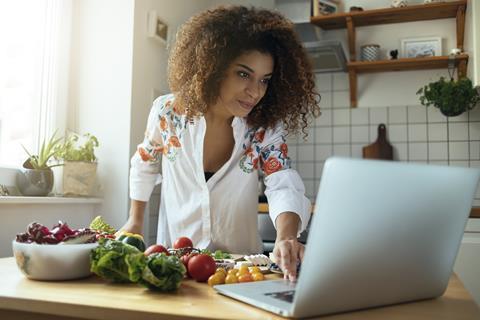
[139, 253, 186, 292]
[90, 238, 146, 283]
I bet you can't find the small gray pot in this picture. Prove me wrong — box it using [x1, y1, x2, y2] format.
[16, 168, 54, 196]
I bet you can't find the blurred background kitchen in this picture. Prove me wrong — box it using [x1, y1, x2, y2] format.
[0, 0, 479, 303]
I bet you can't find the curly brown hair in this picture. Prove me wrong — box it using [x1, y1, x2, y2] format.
[168, 5, 320, 136]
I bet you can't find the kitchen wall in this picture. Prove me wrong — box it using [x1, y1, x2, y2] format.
[288, 73, 480, 205]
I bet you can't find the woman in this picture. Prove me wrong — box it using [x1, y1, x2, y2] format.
[121, 5, 320, 281]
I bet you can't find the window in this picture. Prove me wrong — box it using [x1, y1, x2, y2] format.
[0, 0, 70, 168]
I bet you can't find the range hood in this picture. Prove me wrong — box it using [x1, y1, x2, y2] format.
[294, 22, 347, 73]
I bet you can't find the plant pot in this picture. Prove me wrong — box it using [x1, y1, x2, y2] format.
[53, 161, 97, 197]
[16, 168, 54, 196]
[438, 106, 465, 117]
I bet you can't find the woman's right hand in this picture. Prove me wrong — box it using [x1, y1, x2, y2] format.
[116, 216, 143, 237]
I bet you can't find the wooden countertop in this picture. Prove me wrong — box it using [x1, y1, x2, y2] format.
[0, 257, 479, 320]
[258, 204, 480, 218]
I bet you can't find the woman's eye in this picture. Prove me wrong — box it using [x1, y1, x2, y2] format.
[261, 78, 271, 85]
[237, 71, 249, 78]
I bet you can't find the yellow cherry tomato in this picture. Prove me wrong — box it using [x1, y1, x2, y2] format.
[227, 269, 239, 276]
[208, 273, 224, 287]
[215, 271, 226, 281]
[238, 266, 250, 276]
[250, 266, 261, 274]
[238, 273, 253, 283]
[225, 274, 238, 284]
[216, 268, 227, 276]
[252, 272, 265, 281]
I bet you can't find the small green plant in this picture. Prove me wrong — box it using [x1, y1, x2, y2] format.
[417, 77, 480, 117]
[21, 131, 63, 170]
[54, 133, 99, 162]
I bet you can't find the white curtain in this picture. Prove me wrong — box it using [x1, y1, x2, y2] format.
[0, 0, 72, 168]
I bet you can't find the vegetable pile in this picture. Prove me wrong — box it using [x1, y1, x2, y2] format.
[15, 221, 96, 244]
[90, 238, 185, 292]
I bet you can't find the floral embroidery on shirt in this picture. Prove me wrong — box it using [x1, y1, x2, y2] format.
[138, 95, 186, 163]
[239, 127, 291, 176]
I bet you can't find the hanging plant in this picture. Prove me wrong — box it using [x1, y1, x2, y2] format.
[416, 77, 480, 117]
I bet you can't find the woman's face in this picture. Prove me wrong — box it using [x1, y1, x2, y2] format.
[215, 50, 274, 118]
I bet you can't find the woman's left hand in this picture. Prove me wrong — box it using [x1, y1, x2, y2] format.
[273, 237, 305, 282]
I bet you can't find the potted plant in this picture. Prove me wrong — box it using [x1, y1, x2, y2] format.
[417, 77, 480, 117]
[53, 133, 99, 197]
[16, 131, 63, 196]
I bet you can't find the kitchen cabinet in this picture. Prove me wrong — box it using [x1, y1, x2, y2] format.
[311, 0, 469, 107]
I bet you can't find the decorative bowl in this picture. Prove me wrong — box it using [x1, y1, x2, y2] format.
[12, 240, 98, 280]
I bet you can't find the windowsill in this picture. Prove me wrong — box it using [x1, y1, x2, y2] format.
[0, 196, 103, 205]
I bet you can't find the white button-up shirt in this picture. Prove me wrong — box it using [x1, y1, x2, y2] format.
[130, 94, 311, 254]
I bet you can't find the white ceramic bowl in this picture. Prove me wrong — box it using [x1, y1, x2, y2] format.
[12, 240, 98, 280]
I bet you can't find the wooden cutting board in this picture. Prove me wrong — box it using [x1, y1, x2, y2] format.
[362, 123, 393, 160]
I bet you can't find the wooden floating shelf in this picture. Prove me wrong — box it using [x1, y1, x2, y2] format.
[311, 0, 467, 30]
[310, 0, 467, 107]
[348, 54, 469, 74]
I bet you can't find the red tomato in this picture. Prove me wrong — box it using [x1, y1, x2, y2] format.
[180, 252, 198, 277]
[173, 236, 193, 249]
[144, 244, 169, 256]
[187, 254, 216, 282]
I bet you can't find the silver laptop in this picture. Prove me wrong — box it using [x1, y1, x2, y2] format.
[214, 157, 480, 318]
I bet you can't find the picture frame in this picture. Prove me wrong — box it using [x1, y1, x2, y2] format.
[400, 37, 442, 58]
[312, 0, 339, 16]
[147, 11, 168, 45]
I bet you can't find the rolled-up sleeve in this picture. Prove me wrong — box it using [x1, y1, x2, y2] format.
[260, 123, 311, 237]
[129, 97, 166, 202]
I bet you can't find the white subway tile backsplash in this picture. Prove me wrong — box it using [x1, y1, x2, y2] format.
[315, 109, 332, 127]
[409, 143, 428, 161]
[429, 160, 449, 166]
[315, 73, 332, 92]
[449, 111, 469, 123]
[297, 162, 314, 179]
[427, 107, 447, 123]
[351, 144, 364, 158]
[333, 127, 350, 143]
[407, 105, 427, 123]
[287, 74, 478, 198]
[448, 122, 469, 141]
[469, 122, 480, 140]
[428, 142, 448, 160]
[333, 73, 349, 91]
[316, 145, 333, 160]
[469, 108, 480, 121]
[315, 161, 325, 180]
[389, 106, 406, 124]
[333, 91, 350, 108]
[449, 161, 469, 167]
[408, 124, 427, 142]
[470, 141, 480, 160]
[303, 179, 315, 200]
[369, 108, 387, 125]
[333, 109, 350, 125]
[298, 145, 315, 161]
[388, 124, 407, 142]
[393, 143, 408, 161]
[351, 126, 369, 143]
[351, 108, 369, 125]
[315, 127, 333, 144]
[449, 142, 469, 160]
[428, 123, 447, 141]
[333, 144, 351, 157]
[319, 91, 332, 109]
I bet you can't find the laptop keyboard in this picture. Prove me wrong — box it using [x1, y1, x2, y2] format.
[264, 290, 296, 303]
